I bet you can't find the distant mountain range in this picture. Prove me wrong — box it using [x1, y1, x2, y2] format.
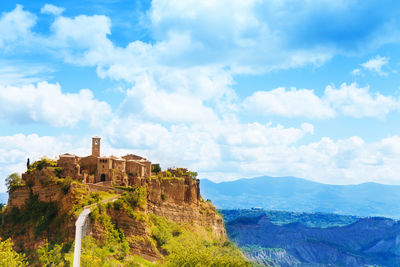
[223, 210, 400, 266]
[200, 176, 400, 218]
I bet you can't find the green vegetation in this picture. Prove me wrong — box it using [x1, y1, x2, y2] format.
[53, 167, 63, 178]
[60, 176, 73, 194]
[0, 238, 28, 267]
[85, 203, 130, 265]
[1, 167, 248, 266]
[71, 189, 119, 215]
[6, 173, 25, 192]
[36, 241, 69, 266]
[163, 231, 251, 266]
[27, 158, 57, 173]
[109, 186, 147, 221]
[149, 214, 181, 247]
[152, 164, 161, 173]
[220, 209, 360, 228]
[146, 213, 251, 266]
[4, 193, 58, 237]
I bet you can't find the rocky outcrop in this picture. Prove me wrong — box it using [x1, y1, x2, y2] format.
[5, 167, 225, 261]
[145, 176, 225, 237]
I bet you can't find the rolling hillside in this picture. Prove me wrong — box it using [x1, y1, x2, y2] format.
[200, 176, 400, 218]
[224, 211, 400, 266]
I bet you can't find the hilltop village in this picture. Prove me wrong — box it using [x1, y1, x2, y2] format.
[55, 137, 194, 186]
[3, 137, 232, 265]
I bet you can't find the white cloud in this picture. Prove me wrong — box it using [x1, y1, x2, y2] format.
[40, 4, 65, 16]
[49, 14, 113, 64]
[0, 61, 53, 85]
[351, 68, 362, 76]
[360, 55, 390, 76]
[0, 82, 113, 127]
[3, 3, 400, 191]
[0, 134, 95, 192]
[120, 72, 221, 123]
[243, 83, 399, 119]
[102, 117, 400, 185]
[0, 5, 36, 49]
[3, 126, 400, 193]
[324, 83, 397, 118]
[243, 87, 335, 119]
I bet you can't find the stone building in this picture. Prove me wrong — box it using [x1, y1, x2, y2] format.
[57, 137, 153, 186]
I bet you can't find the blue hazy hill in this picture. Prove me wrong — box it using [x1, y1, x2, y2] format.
[200, 176, 400, 218]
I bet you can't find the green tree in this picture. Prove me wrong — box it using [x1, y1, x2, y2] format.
[6, 173, 24, 192]
[164, 232, 251, 267]
[36, 242, 65, 267]
[0, 238, 28, 267]
[152, 164, 161, 173]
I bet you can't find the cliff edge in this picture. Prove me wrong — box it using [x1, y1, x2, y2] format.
[1, 158, 237, 265]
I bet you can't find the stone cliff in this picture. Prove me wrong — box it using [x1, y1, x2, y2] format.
[3, 165, 225, 261]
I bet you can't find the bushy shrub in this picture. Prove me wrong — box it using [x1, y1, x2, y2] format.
[122, 187, 147, 209]
[0, 238, 28, 267]
[113, 199, 124, 210]
[150, 215, 181, 247]
[5, 173, 25, 192]
[54, 167, 63, 178]
[60, 176, 73, 194]
[28, 158, 57, 173]
[36, 241, 67, 266]
[152, 164, 161, 173]
[177, 168, 183, 176]
[164, 232, 251, 267]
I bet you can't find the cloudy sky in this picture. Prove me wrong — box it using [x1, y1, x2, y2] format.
[2, 0, 400, 191]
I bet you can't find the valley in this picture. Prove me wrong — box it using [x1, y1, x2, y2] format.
[221, 209, 400, 266]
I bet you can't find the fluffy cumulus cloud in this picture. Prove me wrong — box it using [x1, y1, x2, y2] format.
[0, 134, 90, 192]
[0, 82, 113, 127]
[243, 87, 335, 119]
[4, 1, 399, 81]
[3, 2, 400, 191]
[101, 117, 316, 175]
[359, 55, 390, 76]
[0, 5, 36, 49]
[324, 83, 397, 118]
[3, 128, 400, 193]
[40, 4, 65, 16]
[244, 83, 400, 119]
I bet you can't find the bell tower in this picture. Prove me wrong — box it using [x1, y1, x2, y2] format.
[92, 137, 101, 157]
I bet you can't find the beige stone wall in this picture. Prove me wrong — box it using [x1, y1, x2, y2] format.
[57, 156, 80, 179]
[126, 161, 142, 177]
[79, 156, 97, 176]
[97, 158, 112, 183]
[112, 159, 126, 172]
[143, 161, 151, 178]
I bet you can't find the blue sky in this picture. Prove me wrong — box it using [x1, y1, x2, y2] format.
[2, 0, 400, 191]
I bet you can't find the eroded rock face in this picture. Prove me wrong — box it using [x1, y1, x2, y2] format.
[145, 176, 225, 238]
[6, 169, 225, 260]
